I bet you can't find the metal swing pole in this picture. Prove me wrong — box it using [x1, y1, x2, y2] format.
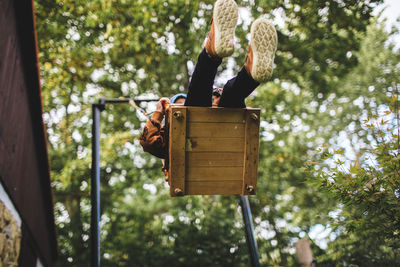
[240, 195, 260, 267]
[90, 97, 157, 267]
[91, 99, 104, 267]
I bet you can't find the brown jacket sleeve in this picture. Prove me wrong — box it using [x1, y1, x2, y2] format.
[140, 111, 168, 159]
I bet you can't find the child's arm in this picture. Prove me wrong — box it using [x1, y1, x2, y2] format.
[139, 98, 170, 158]
[140, 111, 167, 158]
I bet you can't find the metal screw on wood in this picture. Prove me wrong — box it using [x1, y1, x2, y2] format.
[174, 188, 184, 196]
[250, 113, 258, 121]
[246, 185, 254, 193]
[173, 111, 183, 119]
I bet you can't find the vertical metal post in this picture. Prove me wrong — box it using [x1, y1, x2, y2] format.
[240, 195, 260, 267]
[91, 101, 104, 267]
[89, 98, 156, 267]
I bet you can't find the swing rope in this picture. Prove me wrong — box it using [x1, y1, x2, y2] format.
[128, 98, 153, 119]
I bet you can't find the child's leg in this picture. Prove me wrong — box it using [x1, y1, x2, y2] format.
[218, 67, 259, 108]
[219, 18, 277, 108]
[185, 0, 238, 107]
[185, 49, 222, 107]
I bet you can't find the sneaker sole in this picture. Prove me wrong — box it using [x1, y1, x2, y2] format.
[250, 18, 277, 83]
[213, 0, 238, 57]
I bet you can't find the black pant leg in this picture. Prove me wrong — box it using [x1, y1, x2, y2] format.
[218, 67, 260, 108]
[185, 48, 222, 107]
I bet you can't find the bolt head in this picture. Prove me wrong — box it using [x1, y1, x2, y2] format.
[174, 188, 184, 196]
[246, 185, 254, 193]
[250, 113, 258, 121]
[173, 111, 183, 119]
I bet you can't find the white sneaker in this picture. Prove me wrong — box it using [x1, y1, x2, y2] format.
[206, 0, 238, 58]
[247, 18, 278, 83]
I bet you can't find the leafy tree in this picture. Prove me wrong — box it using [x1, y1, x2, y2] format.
[307, 19, 400, 265]
[34, 0, 384, 265]
[310, 92, 400, 265]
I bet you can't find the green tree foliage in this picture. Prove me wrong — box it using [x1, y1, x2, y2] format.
[310, 94, 400, 265]
[34, 0, 384, 265]
[307, 20, 400, 265]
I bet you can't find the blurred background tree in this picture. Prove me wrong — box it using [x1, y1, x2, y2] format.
[33, 0, 400, 266]
[307, 20, 400, 265]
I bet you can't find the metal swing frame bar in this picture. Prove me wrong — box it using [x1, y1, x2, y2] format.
[90, 98, 260, 267]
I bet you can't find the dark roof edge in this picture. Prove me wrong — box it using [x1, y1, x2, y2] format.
[14, 0, 58, 263]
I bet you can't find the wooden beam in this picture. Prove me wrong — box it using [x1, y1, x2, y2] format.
[169, 107, 187, 196]
[242, 109, 261, 195]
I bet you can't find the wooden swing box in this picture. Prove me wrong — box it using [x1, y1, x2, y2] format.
[167, 106, 261, 197]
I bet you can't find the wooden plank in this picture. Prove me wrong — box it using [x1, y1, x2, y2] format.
[169, 107, 187, 196]
[187, 107, 246, 123]
[186, 180, 243, 195]
[186, 137, 244, 152]
[242, 109, 261, 195]
[187, 166, 243, 181]
[187, 122, 244, 138]
[187, 152, 243, 167]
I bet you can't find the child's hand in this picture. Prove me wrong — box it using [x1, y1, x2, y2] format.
[156, 97, 170, 114]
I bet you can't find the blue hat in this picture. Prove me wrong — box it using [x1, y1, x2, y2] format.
[170, 93, 187, 104]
